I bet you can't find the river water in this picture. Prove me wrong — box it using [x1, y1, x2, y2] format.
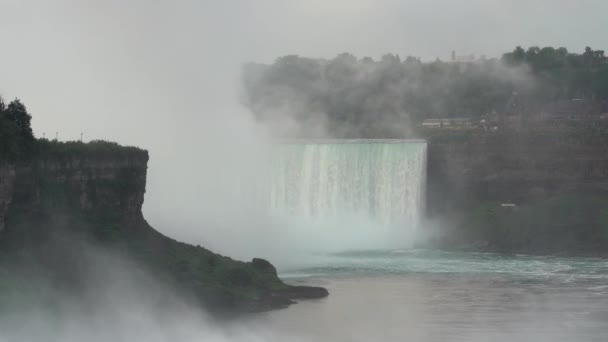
[253, 249, 608, 342]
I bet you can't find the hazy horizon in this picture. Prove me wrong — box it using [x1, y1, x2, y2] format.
[1, 0, 607, 258]
[4, 2, 608, 341]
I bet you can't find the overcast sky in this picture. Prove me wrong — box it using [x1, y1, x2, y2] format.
[1, 0, 607, 255]
[1, 0, 606, 141]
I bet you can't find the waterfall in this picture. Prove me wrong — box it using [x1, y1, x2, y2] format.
[269, 140, 427, 246]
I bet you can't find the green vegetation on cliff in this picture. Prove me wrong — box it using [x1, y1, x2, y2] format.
[35, 139, 145, 158]
[0, 97, 34, 160]
[503, 46, 608, 100]
[0, 97, 141, 161]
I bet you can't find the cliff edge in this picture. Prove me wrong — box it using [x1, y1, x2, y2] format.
[0, 140, 327, 313]
[424, 127, 608, 256]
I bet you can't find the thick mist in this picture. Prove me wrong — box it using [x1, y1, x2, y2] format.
[3, 230, 603, 342]
[0, 235, 302, 342]
[3, 2, 608, 342]
[242, 54, 536, 138]
[1, 0, 606, 261]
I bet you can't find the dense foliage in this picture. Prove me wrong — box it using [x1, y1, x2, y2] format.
[503, 46, 608, 100]
[0, 96, 145, 161]
[35, 139, 145, 160]
[242, 46, 608, 138]
[0, 97, 34, 160]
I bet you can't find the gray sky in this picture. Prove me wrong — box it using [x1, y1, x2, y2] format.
[1, 0, 606, 256]
[1, 0, 606, 140]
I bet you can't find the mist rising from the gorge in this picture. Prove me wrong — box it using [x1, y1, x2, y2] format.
[2, 1, 608, 341]
[182, 53, 537, 262]
[1, 0, 605, 261]
[0, 234, 304, 342]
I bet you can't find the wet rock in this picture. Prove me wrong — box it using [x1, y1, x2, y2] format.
[277, 285, 330, 299]
[251, 258, 277, 276]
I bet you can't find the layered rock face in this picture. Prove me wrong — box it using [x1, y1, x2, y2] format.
[0, 145, 327, 312]
[0, 151, 148, 234]
[0, 165, 16, 233]
[426, 129, 608, 216]
[424, 128, 608, 255]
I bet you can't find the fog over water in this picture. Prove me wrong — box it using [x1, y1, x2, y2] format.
[4, 247, 608, 342]
[265, 250, 608, 341]
[2, 1, 608, 341]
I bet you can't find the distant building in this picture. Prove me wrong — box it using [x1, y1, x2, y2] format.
[421, 119, 442, 128]
[421, 118, 474, 129]
[500, 203, 518, 212]
[449, 51, 486, 63]
[540, 99, 601, 121]
[456, 54, 476, 62]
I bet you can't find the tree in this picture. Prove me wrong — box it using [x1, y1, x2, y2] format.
[381, 53, 400, 64]
[6, 98, 34, 143]
[242, 46, 608, 138]
[503, 46, 526, 65]
[0, 96, 20, 159]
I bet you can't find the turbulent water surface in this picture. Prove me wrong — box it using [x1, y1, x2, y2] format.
[254, 250, 608, 342]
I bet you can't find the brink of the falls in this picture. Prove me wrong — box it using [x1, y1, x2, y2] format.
[269, 139, 427, 250]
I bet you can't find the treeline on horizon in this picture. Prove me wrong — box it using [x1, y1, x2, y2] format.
[242, 46, 608, 138]
[0, 96, 142, 161]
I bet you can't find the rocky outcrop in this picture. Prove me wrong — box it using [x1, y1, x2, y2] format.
[0, 144, 328, 313]
[0, 151, 149, 240]
[275, 285, 330, 300]
[249, 257, 329, 303]
[424, 128, 608, 255]
[426, 129, 608, 216]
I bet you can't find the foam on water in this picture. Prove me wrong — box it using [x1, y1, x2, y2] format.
[280, 249, 608, 287]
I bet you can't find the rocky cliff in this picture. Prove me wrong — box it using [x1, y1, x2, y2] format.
[0, 141, 327, 312]
[6, 151, 148, 226]
[427, 128, 608, 215]
[425, 128, 608, 255]
[0, 165, 16, 233]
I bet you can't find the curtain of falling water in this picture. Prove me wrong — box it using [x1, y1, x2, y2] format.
[269, 140, 427, 240]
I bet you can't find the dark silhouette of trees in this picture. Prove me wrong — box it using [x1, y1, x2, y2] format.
[0, 97, 35, 160]
[243, 52, 520, 137]
[6, 99, 34, 143]
[502, 46, 608, 100]
[243, 46, 608, 138]
[0, 97, 19, 159]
